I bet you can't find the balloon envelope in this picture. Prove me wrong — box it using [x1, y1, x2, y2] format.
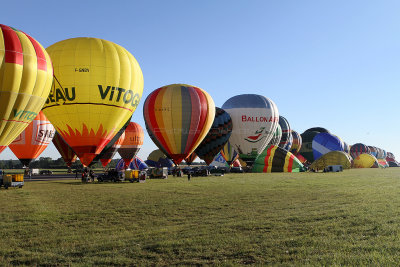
[298, 131, 319, 163]
[350, 143, 370, 159]
[185, 152, 197, 165]
[252, 145, 304, 173]
[117, 122, 144, 167]
[278, 116, 292, 151]
[0, 24, 53, 153]
[222, 94, 279, 166]
[195, 107, 232, 165]
[268, 124, 282, 147]
[144, 84, 215, 164]
[220, 141, 239, 166]
[353, 153, 377, 168]
[116, 157, 148, 172]
[97, 132, 125, 167]
[290, 130, 302, 155]
[9, 111, 55, 167]
[43, 37, 143, 166]
[145, 149, 174, 168]
[312, 132, 344, 161]
[52, 132, 77, 167]
[309, 151, 352, 170]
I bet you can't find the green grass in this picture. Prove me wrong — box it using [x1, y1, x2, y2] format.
[1, 168, 400, 265]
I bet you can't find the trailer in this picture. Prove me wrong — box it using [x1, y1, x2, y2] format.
[0, 174, 24, 189]
[323, 165, 343, 172]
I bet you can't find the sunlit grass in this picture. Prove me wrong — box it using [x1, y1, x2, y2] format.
[0, 168, 400, 265]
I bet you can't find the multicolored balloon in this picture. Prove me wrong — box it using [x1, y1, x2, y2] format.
[144, 84, 215, 165]
[195, 107, 232, 165]
[52, 132, 77, 168]
[185, 152, 198, 166]
[267, 124, 282, 147]
[220, 141, 239, 166]
[252, 145, 304, 173]
[222, 94, 279, 166]
[9, 111, 55, 167]
[278, 116, 292, 151]
[117, 122, 144, 167]
[350, 143, 370, 159]
[145, 149, 174, 168]
[0, 24, 53, 153]
[42, 37, 143, 166]
[290, 130, 302, 155]
[116, 157, 148, 172]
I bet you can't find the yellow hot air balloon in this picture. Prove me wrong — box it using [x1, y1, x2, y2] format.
[0, 24, 53, 153]
[42, 37, 143, 166]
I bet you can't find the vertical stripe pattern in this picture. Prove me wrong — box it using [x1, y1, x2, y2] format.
[0, 24, 53, 150]
[143, 84, 215, 164]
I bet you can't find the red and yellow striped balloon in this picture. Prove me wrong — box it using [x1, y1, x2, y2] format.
[0, 24, 53, 153]
[144, 84, 215, 165]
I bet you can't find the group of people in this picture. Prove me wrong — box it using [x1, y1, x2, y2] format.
[79, 168, 95, 182]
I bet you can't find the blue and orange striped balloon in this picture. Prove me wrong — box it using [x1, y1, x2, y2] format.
[143, 84, 215, 164]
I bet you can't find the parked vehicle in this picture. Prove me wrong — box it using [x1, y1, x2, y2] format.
[97, 169, 123, 182]
[0, 174, 24, 189]
[40, 170, 53, 175]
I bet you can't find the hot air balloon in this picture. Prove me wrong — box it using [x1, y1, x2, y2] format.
[386, 153, 400, 167]
[220, 141, 239, 166]
[116, 157, 148, 172]
[117, 122, 144, 167]
[309, 151, 352, 171]
[145, 149, 174, 168]
[52, 132, 77, 168]
[195, 107, 232, 165]
[0, 24, 53, 153]
[368, 146, 378, 158]
[278, 116, 292, 151]
[144, 84, 215, 165]
[268, 124, 282, 147]
[343, 141, 350, 154]
[9, 111, 55, 167]
[353, 153, 377, 168]
[298, 131, 319, 163]
[96, 132, 125, 167]
[375, 147, 387, 159]
[185, 152, 198, 166]
[252, 145, 304, 173]
[42, 37, 143, 166]
[303, 127, 330, 134]
[222, 94, 279, 166]
[209, 152, 229, 168]
[89, 116, 131, 167]
[350, 143, 370, 159]
[312, 132, 344, 161]
[290, 130, 302, 155]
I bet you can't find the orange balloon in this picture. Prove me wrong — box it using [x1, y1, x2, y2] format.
[117, 122, 144, 167]
[9, 111, 55, 167]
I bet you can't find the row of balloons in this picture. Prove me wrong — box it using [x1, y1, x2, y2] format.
[0, 24, 397, 171]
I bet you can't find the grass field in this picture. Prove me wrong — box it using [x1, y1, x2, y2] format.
[1, 168, 400, 265]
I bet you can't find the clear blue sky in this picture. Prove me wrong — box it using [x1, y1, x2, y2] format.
[1, 0, 399, 162]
